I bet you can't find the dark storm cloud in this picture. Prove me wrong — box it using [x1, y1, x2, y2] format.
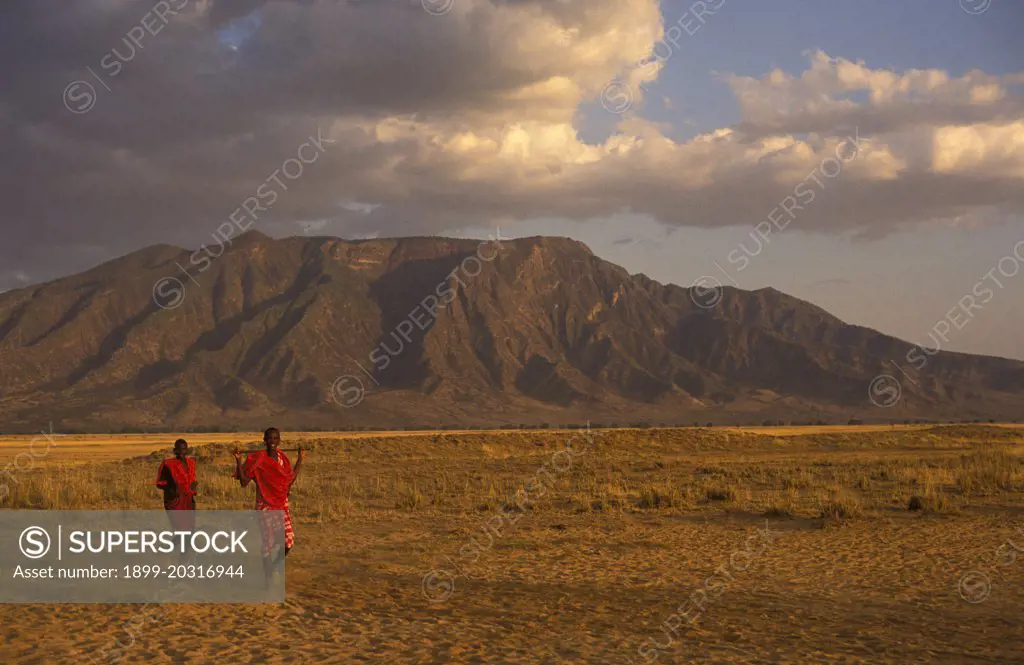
[0, 1, 1021, 292]
[2, 0, 643, 287]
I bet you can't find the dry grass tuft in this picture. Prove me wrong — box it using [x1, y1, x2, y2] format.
[636, 486, 676, 509]
[818, 488, 863, 520]
[705, 486, 736, 502]
[954, 450, 1020, 496]
[762, 488, 798, 517]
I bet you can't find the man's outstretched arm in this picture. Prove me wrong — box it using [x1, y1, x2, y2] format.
[233, 450, 251, 488]
[290, 448, 305, 488]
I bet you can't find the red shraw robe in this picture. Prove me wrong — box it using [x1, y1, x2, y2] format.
[234, 450, 294, 509]
[155, 457, 197, 515]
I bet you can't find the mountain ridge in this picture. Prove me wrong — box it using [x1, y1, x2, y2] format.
[0, 232, 1021, 432]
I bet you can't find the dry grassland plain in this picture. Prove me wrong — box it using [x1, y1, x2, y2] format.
[0, 425, 1022, 664]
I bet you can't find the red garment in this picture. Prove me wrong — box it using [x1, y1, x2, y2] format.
[235, 450, 294, 510]
[257, 499, 295, 554]
[155, 457, 197, 511]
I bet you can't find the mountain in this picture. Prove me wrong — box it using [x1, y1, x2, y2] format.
[0, 231, 1021, 432]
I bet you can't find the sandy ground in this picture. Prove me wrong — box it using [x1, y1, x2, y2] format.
[3, 514, 1021, 664]
[1, 426, 1022, 663]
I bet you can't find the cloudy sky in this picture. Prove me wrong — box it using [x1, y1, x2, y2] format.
[2, 0, 1023, 359]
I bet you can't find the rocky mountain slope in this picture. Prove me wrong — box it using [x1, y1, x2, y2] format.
[0, 231, 1021, 432]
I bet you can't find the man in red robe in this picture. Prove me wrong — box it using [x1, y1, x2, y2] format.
[155, 439, 198, 552]
[233, 427, 304, 560]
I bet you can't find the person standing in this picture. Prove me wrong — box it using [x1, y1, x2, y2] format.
[233, 427, 304, 559]
[155, 439, 198, 520]
[155, 439, 198, 562]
